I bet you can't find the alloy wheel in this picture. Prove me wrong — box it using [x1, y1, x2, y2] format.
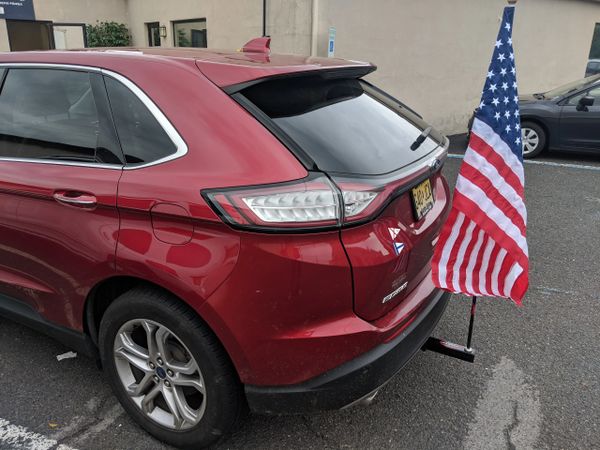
[521, 127, 540, 156]
[113, 319, 206, 430]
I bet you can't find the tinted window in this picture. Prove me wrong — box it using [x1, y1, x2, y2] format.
[545, 74, 600, 99]
[105, 77, 176, 165]
[242, 77, 443, 175]
[0, 68, 118, 163]
[567, 86, 600, 105]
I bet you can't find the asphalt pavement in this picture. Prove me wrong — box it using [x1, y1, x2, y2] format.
[1, 142, 599, 450]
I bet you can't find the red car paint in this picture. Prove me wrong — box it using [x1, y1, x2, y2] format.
[0, 48, 449, 388]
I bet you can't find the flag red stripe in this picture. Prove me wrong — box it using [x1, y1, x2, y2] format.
[458, 162, 526, 233]
[453, 191, 528, 271]
[497, 253, 514, 297]
[457, 224, 480, 293]
[431, 208, 460, 286]
[469, 132, 525, 198]
[510, 271, 528, 304]
[470, 233, 487, 296]
[445, 217, 470, 291]
[485, 244, 501, 295]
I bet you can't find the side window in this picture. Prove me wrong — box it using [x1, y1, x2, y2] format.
[568, 86, 600, 105]
[588, 86, 600, 100]
[0, 68, 121, 164]
[104, 77, 177, 165]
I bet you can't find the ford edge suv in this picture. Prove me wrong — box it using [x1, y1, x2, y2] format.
[0, 41, 451, 448]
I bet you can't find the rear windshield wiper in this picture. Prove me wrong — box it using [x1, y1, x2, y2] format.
[410, 127, 432, 151]
[533, 92, 545, 99]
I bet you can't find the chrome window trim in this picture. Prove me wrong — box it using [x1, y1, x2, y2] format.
[0, 62, 188, 170]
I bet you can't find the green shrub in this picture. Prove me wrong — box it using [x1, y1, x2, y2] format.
[86, 21, 131, 47]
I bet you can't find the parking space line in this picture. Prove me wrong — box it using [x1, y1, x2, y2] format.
[0, 417, 78, 450]
[448, 153, 600, 171]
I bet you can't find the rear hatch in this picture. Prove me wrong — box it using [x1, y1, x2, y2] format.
[232, 71, 449, 321]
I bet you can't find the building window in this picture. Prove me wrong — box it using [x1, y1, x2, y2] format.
[590, 23, 600, 60]
[147, 22, 161, 47]
[172, 19, 206, 48]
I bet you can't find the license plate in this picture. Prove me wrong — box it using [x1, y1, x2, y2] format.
[411, 179, 434, 221]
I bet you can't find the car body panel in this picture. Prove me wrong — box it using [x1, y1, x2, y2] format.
[518, 77, 600, 154]
[341, 171, 450, 322]
[0, 48, 449, 397]
[0, 161, 121, 330]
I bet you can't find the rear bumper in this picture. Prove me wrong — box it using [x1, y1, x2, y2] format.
[245, 289, 451, 414]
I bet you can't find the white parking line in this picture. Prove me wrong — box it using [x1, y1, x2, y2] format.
[0, 417, 78, 450]
[448, 153, 600, 171]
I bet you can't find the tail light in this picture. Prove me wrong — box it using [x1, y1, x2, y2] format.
[203, 173, 380, 231]
[203, 151, 444, 231]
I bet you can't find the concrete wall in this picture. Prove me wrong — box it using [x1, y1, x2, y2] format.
[34, 0, 128, 24]
[0, 20, 9, 52]
[266, 0, 313, 55]
[0, 0, 598, 134]
[125, 0, 312, 54]
[315, 0, 600, 134]
[125, 0, 262, 49]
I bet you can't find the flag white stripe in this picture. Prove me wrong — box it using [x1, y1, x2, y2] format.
[464, 149, 527, 225]
[436, 212, 465, 289]
[472, 118, 525, 184]
[478, 238, 495, 296]
[455, 176, 528, 256]
[452, 221, 476, 292]
[503, 262, 524, 297]
[491, 248, 507, 296]
[465, 229, 485, 294]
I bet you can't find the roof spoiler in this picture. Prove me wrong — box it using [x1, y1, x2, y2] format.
[241, 37, 271, 54]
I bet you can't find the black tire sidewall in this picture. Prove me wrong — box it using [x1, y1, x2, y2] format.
[99, 288, 242, 449]
[521, 121, 546, 159]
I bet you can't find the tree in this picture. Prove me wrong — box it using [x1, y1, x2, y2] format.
[176, 29, 191, 47]
[86, 21, 130, 47]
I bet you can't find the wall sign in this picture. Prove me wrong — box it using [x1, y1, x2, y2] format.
[0, 0, 35, 21]
[327, 27, 336, 58]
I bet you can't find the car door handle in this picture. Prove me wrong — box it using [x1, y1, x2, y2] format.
[53, 191, 97, 209]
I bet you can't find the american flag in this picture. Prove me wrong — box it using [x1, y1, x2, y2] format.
[432, 5, 529, 304]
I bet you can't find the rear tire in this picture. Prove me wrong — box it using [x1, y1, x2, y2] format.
[99, 286, 245, 449]
[521, 121, 546, 159]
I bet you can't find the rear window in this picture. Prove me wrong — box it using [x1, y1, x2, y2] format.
[241, 76, 443, 175]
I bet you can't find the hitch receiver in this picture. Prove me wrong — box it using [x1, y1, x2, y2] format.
[422, 337, 475, 363]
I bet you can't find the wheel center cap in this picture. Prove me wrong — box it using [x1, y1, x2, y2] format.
[156, 367, 167, 379]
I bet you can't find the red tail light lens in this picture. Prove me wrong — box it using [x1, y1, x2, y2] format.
[204, 174, 383, 231]
[204, 162, 444, 230]
[204, 175, 342, 230]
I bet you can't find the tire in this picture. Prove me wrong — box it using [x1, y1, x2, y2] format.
[521, 121, 546, 159]
[99, 286, 245, 449]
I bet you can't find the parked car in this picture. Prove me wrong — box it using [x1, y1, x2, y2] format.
[0, 41, 450, 449]
[585, 59, 600, 77]
[468, 74, 600, 158]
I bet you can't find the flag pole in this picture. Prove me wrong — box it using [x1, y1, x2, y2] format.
[466, 296, 477, 351]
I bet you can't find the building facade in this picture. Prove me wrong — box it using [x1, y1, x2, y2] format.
[0, 0, 599, 134]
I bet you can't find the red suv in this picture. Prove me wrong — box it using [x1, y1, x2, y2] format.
[0, 42, 451, 448]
